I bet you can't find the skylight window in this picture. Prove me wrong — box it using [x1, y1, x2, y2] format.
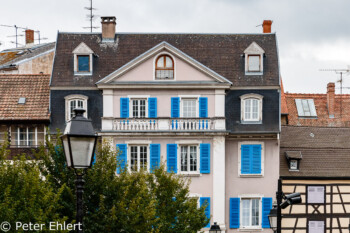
[18, 97, 26, 104]
[295, 99, 317, 117]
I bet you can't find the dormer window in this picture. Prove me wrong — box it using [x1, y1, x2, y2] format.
[244, 42, 264, 75]
[155, 55, 174, 79]
[77, 55, 90, 72]
[72, 42, 94, 75]
[285, 151, 302, 171]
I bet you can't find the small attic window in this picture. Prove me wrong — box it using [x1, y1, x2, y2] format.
[285, 151, 302, 171]
[18, 97, 26, 104]
[244, 42, 265, 75]
[77, 55, 90, 72]
[295, 99, 317, 117]
[155, 54, 174, 79]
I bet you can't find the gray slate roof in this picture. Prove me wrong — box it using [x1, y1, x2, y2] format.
[51, 33, 279, 87]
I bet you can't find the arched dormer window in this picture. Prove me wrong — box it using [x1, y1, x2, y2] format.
[240, 94, 263, 123]
[155, 55, 174, 79]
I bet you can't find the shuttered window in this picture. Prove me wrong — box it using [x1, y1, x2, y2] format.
[307, 186, 325, 204]
[240, 144, 262, 175]
[295, 99, 317, 117]
[200, 197, 210, 228]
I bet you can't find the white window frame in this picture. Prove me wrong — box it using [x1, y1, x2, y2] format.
[240, 94, 263, 123]
[126, 141, 151, 172]
[16, 126, 37, 147]
[128, 95, 150, 118]
[64, 94, 88, 122]
[244, 42, 264, 75]
[307, 186, 325, 204]
[153, 52, 176, 81]
[238, 141, 264, 177]
[238, 194, 263, 230]
[179, 95, 200, 118]
[73, 42, 94, 76]
[178, 144, 200, 174]
[188, 193, 202, 208]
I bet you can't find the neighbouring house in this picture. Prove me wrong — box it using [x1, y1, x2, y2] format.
[280, 126, 350, 233]
[50, 17, 280, 232]
[280, 82, 350, 233]
[0, 74, 50, 158]
[0, 29, 55, 74]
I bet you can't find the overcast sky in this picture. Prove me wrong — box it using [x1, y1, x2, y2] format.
[1, 0, 349, 93]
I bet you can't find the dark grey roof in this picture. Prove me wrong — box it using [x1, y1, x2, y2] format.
[51, 33, 279, 87]
[285, 151, 302, 159]
[280, 126, 350, 177]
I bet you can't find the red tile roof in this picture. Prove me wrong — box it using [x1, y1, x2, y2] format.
[282, 83, 350, 127]
[0, 74, 50, 120]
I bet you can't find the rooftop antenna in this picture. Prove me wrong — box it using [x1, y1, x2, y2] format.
[34, 30, 48, 44]
[83, 0, 99, 32]
[0, 24, 27, 48]
[320, 67, 350, 118]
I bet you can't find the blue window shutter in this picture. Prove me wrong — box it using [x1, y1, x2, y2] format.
[116, 144, 127, 174]
[120, 98, 129, 118]
[150, 144, 160, 172]
[262, 197, 273, 228]
[241, 145, 251, 174]
[167, 144, 177, 173]
[200, 197, 210, 228]
[199, 97, 208, 118]
[200, 144, 210, 173]
[251, 145, 262, 174]
[171, 97, 180, 118]
[230, 198, 240, 228]
[92, 153, 96, 166]
[148, 97, 157, 118]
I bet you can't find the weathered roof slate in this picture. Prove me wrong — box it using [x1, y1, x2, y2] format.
[0, 74, 50, 120]
[0, 42, 55, 69]
[280, 126, 350, 177]
[51, 33, 279, 87]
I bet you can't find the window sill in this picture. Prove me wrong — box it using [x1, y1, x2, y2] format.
[239, 174, 263, 178]
[245, 72, 263, 76]
[74, 71, 92, 76]
[289, 169, 300, 172]
[241, 121, 262, 124]
[297, 116, 318, 119]
[239, 227, 263, 231]
[178, 173, 202, 177]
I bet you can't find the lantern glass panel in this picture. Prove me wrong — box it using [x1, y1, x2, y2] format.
[70, 136, 95, 168]
[61, 135, 72, 167]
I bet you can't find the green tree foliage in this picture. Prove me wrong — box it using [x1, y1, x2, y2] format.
[1, 134, 209, 233]
[0, 140, 68, 232]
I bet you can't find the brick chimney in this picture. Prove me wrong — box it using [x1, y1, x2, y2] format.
[327, 82, 335, 118]
[263, 20, 272, 33]
[101, 16, 116, 42]
[25, 29, 34, 45]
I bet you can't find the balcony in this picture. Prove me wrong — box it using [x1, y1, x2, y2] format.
[102, 117, 226, 132]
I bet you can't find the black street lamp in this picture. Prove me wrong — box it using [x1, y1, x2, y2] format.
[61, 109, 98, 233]
[209, 222, 221, 233]
[268, 205, 278, 233]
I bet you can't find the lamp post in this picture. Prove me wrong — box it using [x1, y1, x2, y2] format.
[61, 109, 98, 233]
[268, 205, 278, 233]
[209, 222, 221, 233]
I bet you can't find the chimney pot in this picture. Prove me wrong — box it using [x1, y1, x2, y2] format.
[101, 16, 116, 42]
[25, 29, 34, 45]
[327, 82, 335, 118]
[263, 20, 273, 33]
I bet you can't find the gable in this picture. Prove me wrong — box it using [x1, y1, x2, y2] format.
[97, 41, 232, 85]
[115, 50, 215, 82]
[72, 42, 94, 54]
[244, 42, 265, 54]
